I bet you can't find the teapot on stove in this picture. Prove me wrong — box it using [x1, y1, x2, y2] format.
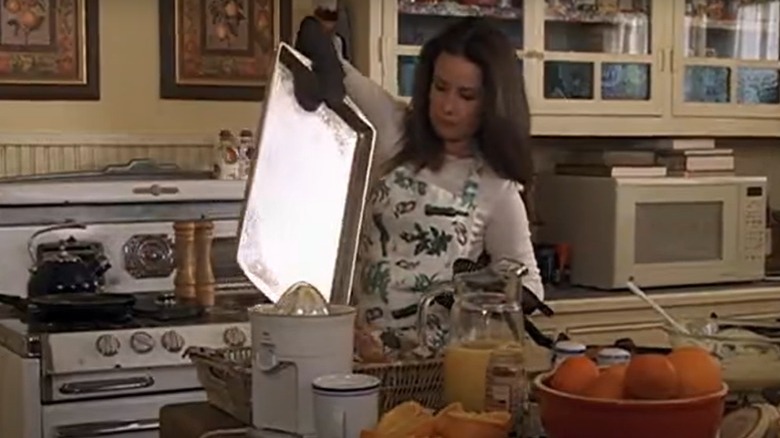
[27, 223, 112, 297]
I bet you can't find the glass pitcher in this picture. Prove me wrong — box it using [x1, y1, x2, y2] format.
[417, 262, 528, 415]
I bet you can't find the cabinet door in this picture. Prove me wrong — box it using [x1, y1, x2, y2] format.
[528, 0, 668, 116]
[672, 0, 780, 118]
[382, 0, 530, 99]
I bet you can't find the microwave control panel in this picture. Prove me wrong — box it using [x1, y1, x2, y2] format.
[742, 187, 766, 262]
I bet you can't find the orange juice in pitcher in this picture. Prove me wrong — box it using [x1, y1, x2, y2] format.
[443, 339, 525, 413]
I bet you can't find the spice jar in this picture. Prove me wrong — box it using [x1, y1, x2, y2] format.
[238, 129, 255, 180]
[214, 130, 240, 180]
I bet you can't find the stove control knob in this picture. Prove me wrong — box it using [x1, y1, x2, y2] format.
[130, 331, 155, 354]
[95, 334, 120, 357]
[223, 327, 247, 347]
[161, 330, 185, 353]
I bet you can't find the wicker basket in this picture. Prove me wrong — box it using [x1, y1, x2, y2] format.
[186, 346, 253, 424]
[186, 346, 443, 424]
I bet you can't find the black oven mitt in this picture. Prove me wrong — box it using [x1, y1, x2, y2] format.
[292, 16, 347, 112]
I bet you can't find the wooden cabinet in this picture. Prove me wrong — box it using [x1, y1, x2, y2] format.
[342, 0, 780, 137]
[671, 0, 780, 120]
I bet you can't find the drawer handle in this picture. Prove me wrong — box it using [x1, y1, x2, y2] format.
[567, 322, 663, 336]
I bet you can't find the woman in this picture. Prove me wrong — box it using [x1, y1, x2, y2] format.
[296, 15, 544, 345]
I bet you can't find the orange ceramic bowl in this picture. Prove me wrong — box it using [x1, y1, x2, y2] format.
[533, 372, 727, 438]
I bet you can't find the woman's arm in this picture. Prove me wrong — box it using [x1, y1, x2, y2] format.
[341, 61, 406, 162]
[483, 182, 545, 300]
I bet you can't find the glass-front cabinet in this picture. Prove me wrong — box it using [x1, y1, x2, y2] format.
[381, 0, 529, 99]
[527, 0, 667, 116]
[672, 0, 780, 118]
[369, 0, 779, 132]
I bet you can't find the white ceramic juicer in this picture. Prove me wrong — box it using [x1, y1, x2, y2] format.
[250, 296, 355, 436]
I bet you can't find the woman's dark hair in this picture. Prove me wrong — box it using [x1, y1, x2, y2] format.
[395, 17, 534, 188]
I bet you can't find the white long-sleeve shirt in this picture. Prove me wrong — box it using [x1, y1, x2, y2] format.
[342, 62, 544, 299]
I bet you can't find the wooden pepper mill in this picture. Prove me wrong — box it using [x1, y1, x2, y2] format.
[194, 220, 216, 308]
[173, 221, 197, 300]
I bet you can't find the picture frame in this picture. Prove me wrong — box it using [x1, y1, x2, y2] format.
[159, 0, 292, 101]
[0, 0, 100, 101]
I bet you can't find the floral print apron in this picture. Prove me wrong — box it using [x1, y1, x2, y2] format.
[358, 162, 482, 348]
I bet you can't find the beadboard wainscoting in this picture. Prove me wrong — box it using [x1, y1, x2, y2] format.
[0, 142, 213, 177]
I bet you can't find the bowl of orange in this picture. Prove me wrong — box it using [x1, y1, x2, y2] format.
[534, 346, 728, 438]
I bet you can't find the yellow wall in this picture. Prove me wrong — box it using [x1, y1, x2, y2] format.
[0, 0, 314, 136]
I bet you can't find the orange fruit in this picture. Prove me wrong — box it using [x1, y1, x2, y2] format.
[582, 368, 626, 400]
[667, 346, 722, 397]
[550, 356, 600, 395]
[601, 363, 628, 378]
[624, 354, 680, 400]
[436, 409, 511, 438]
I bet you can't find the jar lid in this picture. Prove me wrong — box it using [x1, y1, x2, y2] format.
[597, 347, 631, 359]
[720, 405, 772, 438]
[554, 340, 586, 354]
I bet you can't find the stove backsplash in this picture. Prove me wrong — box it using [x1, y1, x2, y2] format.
[0, 142, 212, 178]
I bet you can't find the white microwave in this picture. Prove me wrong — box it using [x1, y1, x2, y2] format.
[536, 174, 767, 290]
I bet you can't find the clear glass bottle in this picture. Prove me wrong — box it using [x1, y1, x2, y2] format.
[484, 344, 526, 414]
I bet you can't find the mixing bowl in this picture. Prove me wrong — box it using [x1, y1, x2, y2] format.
[533, 372, 727, 438]
[663, 318, 780, 392]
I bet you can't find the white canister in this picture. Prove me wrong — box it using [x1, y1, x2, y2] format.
[312, 373, 380, 438]
[551, 340, 587, 367]
[250, 304, 356, 437]
[597, 348, 631, 367]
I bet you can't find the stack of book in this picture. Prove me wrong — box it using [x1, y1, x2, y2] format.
[651, 139, 735, 177]
[554, 149, 667, 177]
[553, 139, 735, 178]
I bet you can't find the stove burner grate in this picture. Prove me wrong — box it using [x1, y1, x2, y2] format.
[132, 293, 204, 322]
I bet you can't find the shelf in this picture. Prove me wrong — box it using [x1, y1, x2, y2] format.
[684, 16, 780, 31]
[398, 0, 523, 20]
[545, 10, 649, 25]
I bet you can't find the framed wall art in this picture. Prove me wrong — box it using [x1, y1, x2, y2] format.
[0, 0, 100, 100]
[159, 0, 292, 101]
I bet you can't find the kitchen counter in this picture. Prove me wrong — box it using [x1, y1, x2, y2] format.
[524, 280, 780, 372]
[544, 279, 780, 307]
[157, 283, 780, 437]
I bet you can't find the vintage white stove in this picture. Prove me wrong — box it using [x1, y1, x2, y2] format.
[0, 160, 263, 438]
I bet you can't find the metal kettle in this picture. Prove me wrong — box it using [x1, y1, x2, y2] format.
[27, 223, 112, 297]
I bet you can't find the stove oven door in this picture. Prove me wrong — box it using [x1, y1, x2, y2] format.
[42, 391, 205, 438]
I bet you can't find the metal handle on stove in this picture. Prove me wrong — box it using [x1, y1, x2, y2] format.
[27, 221, 86, 264]
[55, 418, 159, 437]
[132, 184, 180, 196]
[58, 376, 155, 395]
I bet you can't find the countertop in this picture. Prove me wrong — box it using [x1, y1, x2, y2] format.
[2, 280, 778, 320]
[541, 280, 780, 314]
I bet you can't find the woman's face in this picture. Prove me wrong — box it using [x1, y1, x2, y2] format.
[428, 52, 484, 146]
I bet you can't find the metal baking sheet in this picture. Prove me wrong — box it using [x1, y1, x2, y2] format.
[237, 42, 375, 305]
